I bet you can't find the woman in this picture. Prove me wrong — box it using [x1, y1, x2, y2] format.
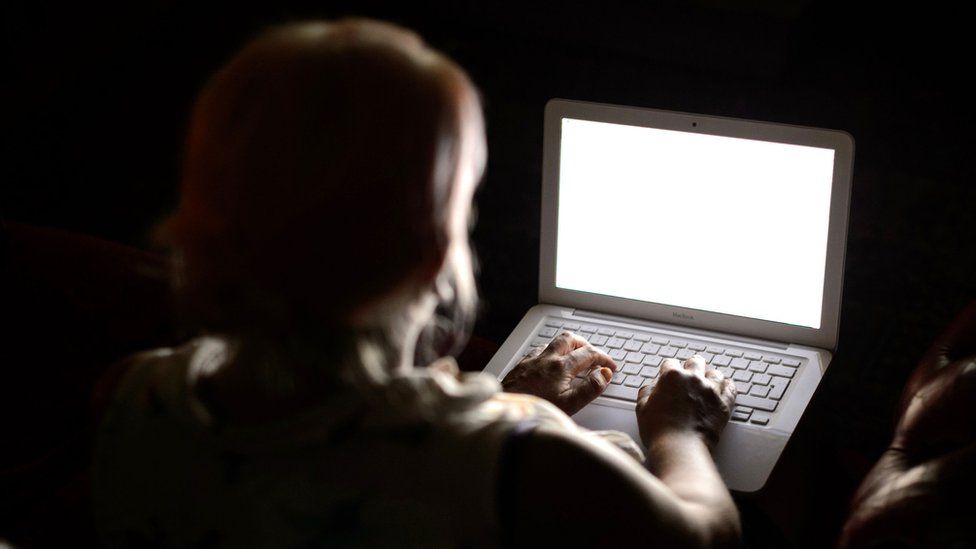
[93, 19, 740, 547]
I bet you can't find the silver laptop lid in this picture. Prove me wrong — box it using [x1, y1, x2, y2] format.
[539, 99, 854, 350]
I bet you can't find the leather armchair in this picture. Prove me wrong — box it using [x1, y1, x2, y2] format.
[839, 302, 976, 547]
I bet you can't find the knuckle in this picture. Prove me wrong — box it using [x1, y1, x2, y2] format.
[720, 397, 732, 414]
[587, 373, 604, 391]
[660, 366, 684, 381]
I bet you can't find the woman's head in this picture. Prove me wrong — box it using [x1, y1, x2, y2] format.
[161, 19, 485, 365]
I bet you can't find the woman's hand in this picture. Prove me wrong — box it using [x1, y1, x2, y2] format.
[502, 331, 617, 415]
[636, 355, 736, 449]
[506, 348, 742, 548]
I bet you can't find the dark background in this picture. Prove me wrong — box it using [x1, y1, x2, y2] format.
[2, 1, 974, 546]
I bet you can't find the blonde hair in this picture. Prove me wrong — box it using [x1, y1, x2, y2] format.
[158, 19, 486, 384]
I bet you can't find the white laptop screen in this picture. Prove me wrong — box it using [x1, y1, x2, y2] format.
[555, 118, 836, 329]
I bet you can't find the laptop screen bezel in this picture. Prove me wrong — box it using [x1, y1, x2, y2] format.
[538, 99, 854, 351]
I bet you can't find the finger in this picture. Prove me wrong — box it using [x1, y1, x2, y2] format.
[721, 378, 737, 407]
[563, 367, 613, 414]
[523, 346, 544, 360]
[545, 331, 588, 356]
[660, 358, 681, 375]
[564, 345, 617, 375]
[683, 355, 706, 375]
[636, 383, 654, 407]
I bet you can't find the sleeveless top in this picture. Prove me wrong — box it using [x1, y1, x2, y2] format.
[93, 337, 643, 548]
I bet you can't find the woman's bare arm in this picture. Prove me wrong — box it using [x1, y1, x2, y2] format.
[643, 429, 741, 546]
[502, 355, 740, 548]
[504, 426, 739, 548]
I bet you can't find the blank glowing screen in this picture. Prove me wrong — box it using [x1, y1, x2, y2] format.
[555, 118, 835, 328]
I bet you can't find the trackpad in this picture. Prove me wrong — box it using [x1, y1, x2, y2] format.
[572, 400, 642, 445]
[574, 398, 789, 492]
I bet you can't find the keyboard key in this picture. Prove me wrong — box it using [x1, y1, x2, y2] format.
[717, 366, 734, 378]
[768, 365, 796, 378]
[744, 352, 762, 361]
[623, 363, 641, 375]
[643, 355, 663, 367]
[538, 327, 558, 338]
[616, 331, 634, 339]
[783, 358, 801, 367]
[670, 341, 688, 349]
[712, 355, 731, 367]
[580, 325, 598, 333]
[725, 349, 744, 358]
[563, 322, 581, 331]
[701, 352, 715, 363]
[651, 336, 669, 345]
[676, 349, 695, 360]
[735, 394, 778, 412]
[624, 375, 644, 388]
[733, 405, 754, 415]
[611, 372, 626, 384]
[731, 410, 751, 422]
[606, 337, 626, 349]
[640, 342, 660, 355]
[750, 415, 770, 426]
[689, 342, 707, 351]
[748, 361, 768, 373]
[623, 340, 642, 352]
[640, 366, 659, 378]
[763, 356, 781, 364]
[633, 333, 651, 342]
[589, 335, 608, 346]
[769, 377, 790, 400]
[749, 385, 771, 398]
[706, 346, 725, 354]
[730, 358, 750, 370]
[603, 384, 639, 401]
[626, 352, 645, 363]
[598, 328, 615, 336]
[531, 338, 549, 347]
[545, 319, 564, 328]
[734, 381, 752, 394]
[733, 370, 753, 382]
[658, 346, 678, 358]
[752, 373, 771, 386]
[609, 349, 627, 360]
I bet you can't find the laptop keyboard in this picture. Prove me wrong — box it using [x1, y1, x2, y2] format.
[522, 318, 805, 426]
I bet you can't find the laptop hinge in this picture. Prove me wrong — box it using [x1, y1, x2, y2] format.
[571, 308, 791, 350]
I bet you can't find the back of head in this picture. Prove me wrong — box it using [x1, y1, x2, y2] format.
[160, 19, 485, 357]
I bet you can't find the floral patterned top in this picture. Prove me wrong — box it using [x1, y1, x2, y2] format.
[93, 336, 642, 548]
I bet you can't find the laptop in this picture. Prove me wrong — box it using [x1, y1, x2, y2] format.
[483, 99, 854, 493]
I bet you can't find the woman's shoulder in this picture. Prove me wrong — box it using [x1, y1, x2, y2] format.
[92, 336, 226, 420]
